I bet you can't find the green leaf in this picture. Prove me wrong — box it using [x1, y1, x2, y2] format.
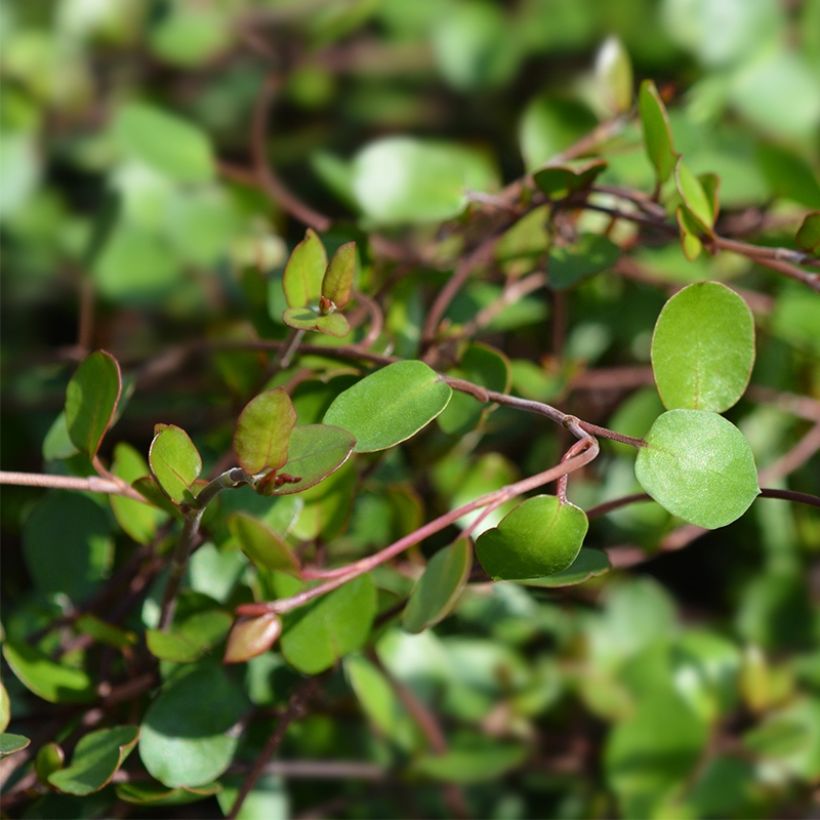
[42, 412, 79, 461]
[259, 424, 356, 496]
[229, 513, 300, 574]
[635, 410, 759, 529]
[519, 548, 611, 587]
[0, 682, 9, 732]
[49, 726, 139, 796]
[796, 211, 820, 254]
[698, 172, 721, 224]
[217, 773, 289, 820]
[148, 5, 229, 67]
[651, 282, 755, 412]
[139, 661, 248, 787]
[233, 389, 296, 476]
[519, 97, 597, 171]
[548, 234, 620, 290]
[322, 241, 357, 309]
[323, 361, 452, 453]
[675, 206, 704, 261]
[595, 36, 633, 114]
[675, 159, 715, 231]
[414, 740, 527, 784]
[113, 102, 214, 183]
[638, 80, 677, 184]
[117, 781, 221, 806]
[35, 743, 65, 782]
[0, 733, 30, 758]
[281, 575, 376, 674]
[111, 443, 165, 544]
[402, 539, 472, 634]
[23, 493, 113, 602]
[223, 614, 283, 664]
[2, 641, 95, 704]
[533, 158, 608, 200]
[351, 137, 497, 224]
[282, 306, 351, 337]
[282, 229, 328, 309]
[64, 350, 121, 458]
[475, 495, 588, 580]
[149, 424, 203, 504]
[146, 610, 232, 663]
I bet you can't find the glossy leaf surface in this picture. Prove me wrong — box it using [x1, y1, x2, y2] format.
[148, 425, 202, 504]
[635, 410, 759, 529]
[223, 614, 282, 664]
[324, 361, 452, 452]
[638, 80, 676, 184]
[111, 443, 164, 544]
[651, 282, 755, 412]
[282, 229, 327, 309]
[229, 513, 300, 574]
[0, 734, 30, 758]
[146, 610, 232, 663]
[519, 548, 611, 587]
[675, 159, 715, 230]
[475, 495, 588, 580]
[2, 642, 95, 704]
[234, 389, 296, 476]
[64, 350, 121, 457]
[322, 241, 357, 308]
[282, 307, 350, 337]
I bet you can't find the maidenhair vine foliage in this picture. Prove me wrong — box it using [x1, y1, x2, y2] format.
[2, 4, 819, 819]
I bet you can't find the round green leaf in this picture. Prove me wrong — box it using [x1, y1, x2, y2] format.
[323, 361, 452, 453]
[638, 80, 677, 184]
[223, 614, 282, 664]
[402, 538, 472, 634]
[519, 548, 611, 587]
[2, 641, 95, 704]
[229, 512, 300, 574]
[0, 733, 30, 759]
[475, 495, 588, 580]
[635, 410, 759, 529]
[113, 102, 215, 183]
[262, 424, 355, 496]
[280, 575, 376, 674]
[234, 389, 296, 476]
[49, 726, 139, 796]
[139, 661, 248, 787]
[322, 241, 358, 309]
[282, 228, 327, 309]
[64, 350, 122, 458]
[149, 424, 202, 504]
[351, 137, 497, 224]
[651, 282, 755, 412]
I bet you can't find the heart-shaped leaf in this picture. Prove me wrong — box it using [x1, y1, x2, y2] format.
[322, 241, 357, 309]
[796, 211, 820, 254]
[638, 80, 677, 185]
[534, 158, 608, 200]
[282, 306, 351, 337]
[323, 360, 452, 453]
[676, 159, 715, 231]
[149, 424, 202, 504]
[283, 228, 327, 309]
[64, 350, 122, 458]
[635, 410, 759, 529]
[223, 614, 282, 664]
[475, 495, 588, 580]
[259, 424, 355, 496]
[234, 389, 296, 476]
[229, 512, 300, 574]
[518, 548, 610, 587]
[402, 538, 472, 634]
[49, 726, 139, 796]
[651, 282, 755, 412]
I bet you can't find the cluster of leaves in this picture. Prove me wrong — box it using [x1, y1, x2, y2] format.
[2, 1, 819, 819]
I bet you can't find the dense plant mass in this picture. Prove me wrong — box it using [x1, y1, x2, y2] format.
[2, 2, 819, 818]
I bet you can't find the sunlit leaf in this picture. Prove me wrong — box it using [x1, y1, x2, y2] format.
[675, 159, 715, 230]
[149, 424, 202, 504]
[638, 80, 677, 184]
[223, 614, 282, 664]
[322, 241, 358, 309]
[234, 389, 296, 476]
[0, 734, 30, 758]
[2, 642, 95, 704]
[282, 229, 327, 309]
[64, 350, 121, 458]
[595, 36, 633, 114]
[519, 548, 611, 587]
[229, 513, 300, 574]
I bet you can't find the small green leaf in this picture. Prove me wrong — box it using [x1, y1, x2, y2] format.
[64, 350, 122, 458]
[402, 538, 472, 634]
[533, 158, 608, 200]
[223, 614, 282, 664]
[595, 36, 633, 114]
[75, 615, 137, 650]
[675, 159, 715, 231]
[2, 641, 95, 704]
[323, 361, 452, 453]
[117, 781, 221, 806]
[0, 733, 30, 758]
[259, 424, 356, 496]
[519, 548, 611, 587]
[281, 575, 376, 674]
[548, 234, 620, 290]
[234, 389, 296, 476]
[638, 80, 677, 184]
[282, 306, 351, 337]
[49, 726, 139, 796]
[635, 410, 760, 529]
[149, 424, 202, 504]
[322, 241, 357, 309]
[139, 661, 248, 788]
[111, 443, 165, 544]
[42, 412, 79, 461]
[651, 282, 755, 412]
[698, 172, 721, 224]
[282, 229, 328, 309]
[229, 513, 300, 574]
[35, 742, 65, 782]
[414, 741, 527, 784]
[0, 683, 9, 732]
[519, 97, 597, 171]
[475, 495, 588, 580]
[796, 211, 820, 254]
[113, 102, 214, 183]
[675, 206, 704, 261]
[146, 610, 232, 663]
